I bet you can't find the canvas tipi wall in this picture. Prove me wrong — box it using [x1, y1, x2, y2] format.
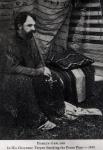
[68, 0, 103, 67]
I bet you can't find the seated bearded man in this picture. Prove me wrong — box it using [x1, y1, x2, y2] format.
[1, 12, 102, 131]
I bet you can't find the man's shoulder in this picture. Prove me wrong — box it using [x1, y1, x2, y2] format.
[7, 34, 17, 46]
[6, 34, 21, 54]
[5, 34, 22, 57]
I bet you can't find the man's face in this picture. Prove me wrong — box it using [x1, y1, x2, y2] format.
[20, 15, 36, 39]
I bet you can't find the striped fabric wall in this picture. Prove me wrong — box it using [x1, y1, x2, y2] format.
[52, 8, 72, 54]
[33, 0, 72, 56]
[68, 0, 103, 63]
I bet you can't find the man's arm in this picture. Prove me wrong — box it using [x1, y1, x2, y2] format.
[6, 44, 44, 76]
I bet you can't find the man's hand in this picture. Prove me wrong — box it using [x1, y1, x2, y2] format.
[44, 67, 51, 77]
[35, 66, 51, 77]
[35, 67, 44, 76]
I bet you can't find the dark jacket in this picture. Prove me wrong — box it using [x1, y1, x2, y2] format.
[5, 34, 43, 76]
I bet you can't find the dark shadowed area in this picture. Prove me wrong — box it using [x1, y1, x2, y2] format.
[0, 81, 103, 140]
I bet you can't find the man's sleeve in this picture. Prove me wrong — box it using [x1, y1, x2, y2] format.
[6, 44, 38, 76]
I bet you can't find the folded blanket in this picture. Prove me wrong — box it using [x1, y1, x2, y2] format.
[64, 101, 102, 120]
[46, 48, 94, 70]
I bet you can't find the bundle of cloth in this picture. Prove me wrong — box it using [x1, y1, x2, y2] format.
[46, 45, 95, 104]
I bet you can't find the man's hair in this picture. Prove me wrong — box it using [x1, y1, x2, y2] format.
[14, 11, 36, 31]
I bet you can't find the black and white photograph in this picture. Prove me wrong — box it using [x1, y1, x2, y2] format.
[0, 0, 103, 147]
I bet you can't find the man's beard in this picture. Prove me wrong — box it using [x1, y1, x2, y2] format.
[26, 30, 35, 39]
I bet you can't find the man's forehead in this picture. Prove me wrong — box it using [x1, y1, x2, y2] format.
[24, 15, 35, 25]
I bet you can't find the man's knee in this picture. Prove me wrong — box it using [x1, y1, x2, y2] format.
[1, 74, 33, 97]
